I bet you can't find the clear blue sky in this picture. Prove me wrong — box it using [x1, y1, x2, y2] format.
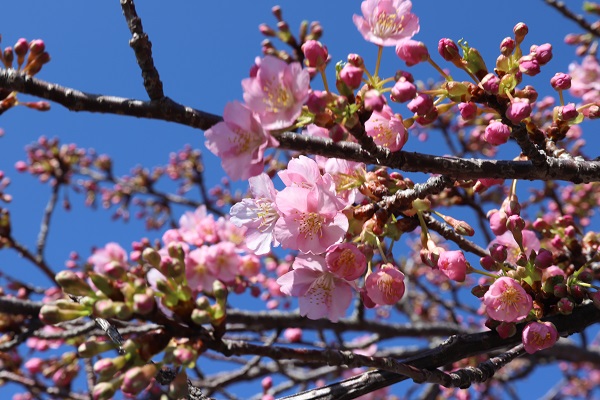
[0, 1, 595, 398]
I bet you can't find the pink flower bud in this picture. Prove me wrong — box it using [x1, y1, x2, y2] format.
[480, 255, 500, 272]
[488, 209, 508, 235]
[390, 79, 417, 103]
[518, 56, 540, 76]
[557, 297, 574, 315]
[29, 39, 45, 55]
[534, 248, 553, 269]
[347, 53, 364, 68]
[506, 100, 532, 124]
[480, 73, 500, 94]
[262, 376, 273, 391]
[500, 37, 516, 56]
[587, 104, 600, 119]
[489, 244, 508, 263]
[364, 89, 386, 112]
[339, 63, 363, 89]
[513, 22, 529, 44]
[365, 264, 405, 306]
[437, 250, 468, 282]
[301, 40, 328, 70]
[522, 321, 558, 354]
[14, 38, 28, 57]
[283, 327, 303, 343]
[531, 43, 552, 65]
[557, 103, 578, 121]
[396, 39, 429, 66]
[484, 121, 511, 145]
[506, 214, 525, 233]
[24, 358, 44, 374]
[407, 94, 433, 115]
[306, 90, 330, 114]
[496, 322, 516, 339]
[458, 102, 477, 120]
[438, 38, 459, 61]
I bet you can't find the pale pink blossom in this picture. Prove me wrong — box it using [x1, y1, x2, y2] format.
[364, 264, 405, 305]
[488, 230, 541, 264]
[205, 101, 278, 181]
[323, 158, 365, 204]
[569, 55, 600, 104]
[185, 246, 216, 293]
[325, 243, 367, 281]
[483, 277, 532, 322]
[277, 254, 354, 322]
[353, 0, 419, 47]
[242, 55, 310, 130]
[522, 321, 558, 354]
[230, 173, 280, 255]
[88, 242, 128, 276]
[274, 185, 348, 254]
[178, 205, 218, 246]
[204, 242, 241, 282]
[364, 105, 408, 151]
[278, 155, 325, 188]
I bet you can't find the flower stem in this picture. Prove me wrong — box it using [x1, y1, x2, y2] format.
[427, 57, 452, 81]
[374, 46, 383, 78]
[320, 69, 330, 93]
[470, 267, 499, 279]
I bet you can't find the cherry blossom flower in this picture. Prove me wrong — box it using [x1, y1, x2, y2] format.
[569, 55, 600, 104]
[325, 243, 367, 281]
[204, 242, 241, 283]
[205, 101, 278, 181]
[230, 173, 280, 255]
[483, 277, 532, 322]
[522, 321, 558, 354]
[353, 0, 419, 47]
[278, 155, 325, 188]
[184, 246, 216, 293]
[364, 264, 406, 305]
[88, 242, 128, 276]
[274, 185, 348, 254]
[178, 205, 217, 247]
[364, 105, 408, 151]
[277, 254, 354, 322]
[488, 230, 541, 264]
[242, 55, 310, 130]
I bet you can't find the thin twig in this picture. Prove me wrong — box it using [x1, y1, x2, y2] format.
[36, 181, 60, 258]
[544, 0, 600, 37]
[120, 0, 165, 100]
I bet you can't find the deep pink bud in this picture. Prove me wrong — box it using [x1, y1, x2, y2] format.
[364, 89, 385, 112]
[557, 103, 578, 121]
[506, 100, 532, 124]
[488, 209, 508, 235]
[391, 79, 417, 103]
[484, 121, 511, 145]
[500, 37, 516, 56]
[407, 94, 433, 115]
[480, 255, 500, 272]
[14, 38, 28, 57]
[347, 53, 364, 68]
[480, 73, 500, 94]
[588, 104, 600, 119]
[302, 40, 328, 69]
[306, 90, 330, 113]
[283, 327, 303, 343]
[458, 102, 477, 120]
[339, 64, 363, 89]
[519, 56, 540, 76]
[496, 322, 517, 339]
[534, 248, 553, 269]
[522, 321, 558, 354]
[489, 244, 508, 263]
[437, 250, 468, 282]
[438, 38, 460, 61]
[29, 39, 45, 55]
[506, 214, 525, 233]
[531, 43, 552, 65]
[396, 39, 429, 66]
[550, 73, 571, 90]
[15, 161, 28, 172]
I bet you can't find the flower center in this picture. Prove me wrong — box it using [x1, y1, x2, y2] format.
[305, 273, 334, 306]
[230, 127, 260, 154]
[500, 287, 524, 310]
[296, 212, 324, 239]
[255, 199, 278, 231]
[373, 11, 403, 38]
[262, 79, 293, 113]
[377, 273, 396, 302]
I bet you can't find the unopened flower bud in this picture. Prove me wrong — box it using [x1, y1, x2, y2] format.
[259, 24, 276, 37]
[364, 89, 385, 112]
[513, 22, 529, 44]
[121, 364, 158, 396]
[142, 247, 161, 268]
[484, 121, 511, 146]
[92, 382, 117, 400]
[556, 297, 574, 315]
[396, 39, 429, 66]
[496, 322, 517, 339]
[458, 102, 477, 120]
[391, 79, 417, 103]
[480, 255, 500, 271]
[78, 340, 116, 358]
[506, 99, 532, 124]
[302, 40, 328, 70]
[531, 43, 552, 65]
[438, 38, 460, 61]
[500, 37, 516, 56]
[407, 94, 433, 115]
[480, 73, 500, 94]
[55, 270, 95, 297]
[339, 63, 363, 90]
[519, 56, 540, 76]
[557, 103, 579, 121]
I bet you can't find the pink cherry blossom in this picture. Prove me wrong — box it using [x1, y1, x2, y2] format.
[88, 242, 128, 276]
[437, 250, 468, 282]
[178, 205, 217, 247]
[185, 246, 216, 293]
[395, 39, 429, 66]
[242, 55, 310, 130]
[569, 55, 600, 104]
[204, 242, 241, 282]
[364, 264, 405, 305]
[277, 254, 354, 322]
[274, 185, 348, 255]
[488, 229, 541, 264]
[325, 243, 367, 281]
[205, 101, 278, 181]
[483, 277, 532, 322]
[230, 173, 280, 255]
[522, 321, 558, 354]
[278, 155, 324, 188]
[353, 0, 419, 47]
[364, 105, 408, 151]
